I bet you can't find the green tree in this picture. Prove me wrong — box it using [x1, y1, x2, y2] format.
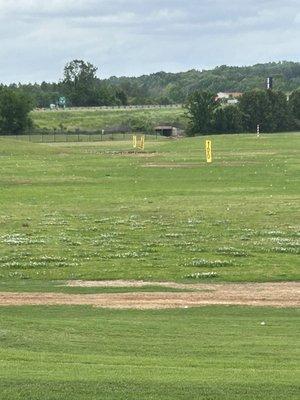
[115, 89, 128, 106]
[266, 90, 291, 131]
[239, 90, 268, 131]
[63, 60, 99, 106]
[0, 88, 33, 134]
[289, 89, 300, 120]
[156, 95, 172, 105]
[213, 105, 244, 133]
[239, 89, 290, 132]
[185, 91, 219, 135]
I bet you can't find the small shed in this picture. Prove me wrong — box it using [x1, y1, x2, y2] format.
[155, 125, 177, 137]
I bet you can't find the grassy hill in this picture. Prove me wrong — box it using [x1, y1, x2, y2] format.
[31, 106, 187, 132]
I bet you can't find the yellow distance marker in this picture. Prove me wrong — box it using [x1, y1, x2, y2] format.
[139, 135, 145, 150]
[132, 135, 137, 149]
[205, 140, 212, 163]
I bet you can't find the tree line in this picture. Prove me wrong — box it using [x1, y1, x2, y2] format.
[1, 59, 300, 134]
[186, 89, 300, 135]
[2, 60, 300, 108]
[2, 60, 128, 109]
[0, 88, 33, 134]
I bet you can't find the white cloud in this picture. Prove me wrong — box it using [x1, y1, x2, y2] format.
[0, 0, 299, 83]
[0, 0, 92, 15]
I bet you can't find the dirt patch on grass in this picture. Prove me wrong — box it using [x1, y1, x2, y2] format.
[0, 282, 299, 309]
[109, 151, 158, 157]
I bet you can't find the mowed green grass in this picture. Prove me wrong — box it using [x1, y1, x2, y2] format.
[0, 133, 299, 287]
[0, 133, 299, 400]
[31, 107, 186, 131]
[0, 306, 299, 400]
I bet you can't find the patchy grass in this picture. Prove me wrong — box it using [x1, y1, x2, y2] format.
[0, 133, 299, 399]
[31, 107, 187, 131]
[0, 133, 299, 285]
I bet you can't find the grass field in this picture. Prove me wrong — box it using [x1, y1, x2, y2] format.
[0, 132, 299, 399]
[0, 306, 299, 399]
[31, 107, 186, 131]
[0, 133, 299, 285]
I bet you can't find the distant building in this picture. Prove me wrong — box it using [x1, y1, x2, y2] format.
[217, 92, 231, 100]
[216, 92, 243, 104]
[227, 99, 239, 105]
[217, 92, 243, 99]
[154, 125, 181, 137]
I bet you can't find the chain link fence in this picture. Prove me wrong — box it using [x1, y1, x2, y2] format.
[0, 130, 162, 143]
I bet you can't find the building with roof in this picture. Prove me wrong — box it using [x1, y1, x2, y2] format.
[154, 125, 182, 137]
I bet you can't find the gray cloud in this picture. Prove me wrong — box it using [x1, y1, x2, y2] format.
[0, 0, 299, 83]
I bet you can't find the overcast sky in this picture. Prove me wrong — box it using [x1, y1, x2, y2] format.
[0, 0, 299, 83]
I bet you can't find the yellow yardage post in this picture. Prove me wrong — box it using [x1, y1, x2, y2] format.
[139, 135, 145, 150]
[133, 135, 137, 149]
[206, 140, 212, 163]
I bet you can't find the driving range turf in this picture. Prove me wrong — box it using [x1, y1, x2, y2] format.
[0, 306, 299, 400]
[0, 133, 299, 283]
[0, 133, 299, 398]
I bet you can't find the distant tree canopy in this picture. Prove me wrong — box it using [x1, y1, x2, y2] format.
[63, 60, 98, 106]
[186, 91, 219, 135]
[1, 60, 300, 134]
[186, 89, 295, 135]
[2, 60, 300, 109]
[2, 60, 128, 109]
[105, 61, 300, 104]
[289, 89, 300, 120]
[61, 60, 125, 107]
[0, 88, 33, 134]
[239, 90, 291, 132]
[213, 105, 243, 133]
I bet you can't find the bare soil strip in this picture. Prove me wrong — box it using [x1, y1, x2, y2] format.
[0, 282, 299, 309]
[66, 279, 300, 292]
